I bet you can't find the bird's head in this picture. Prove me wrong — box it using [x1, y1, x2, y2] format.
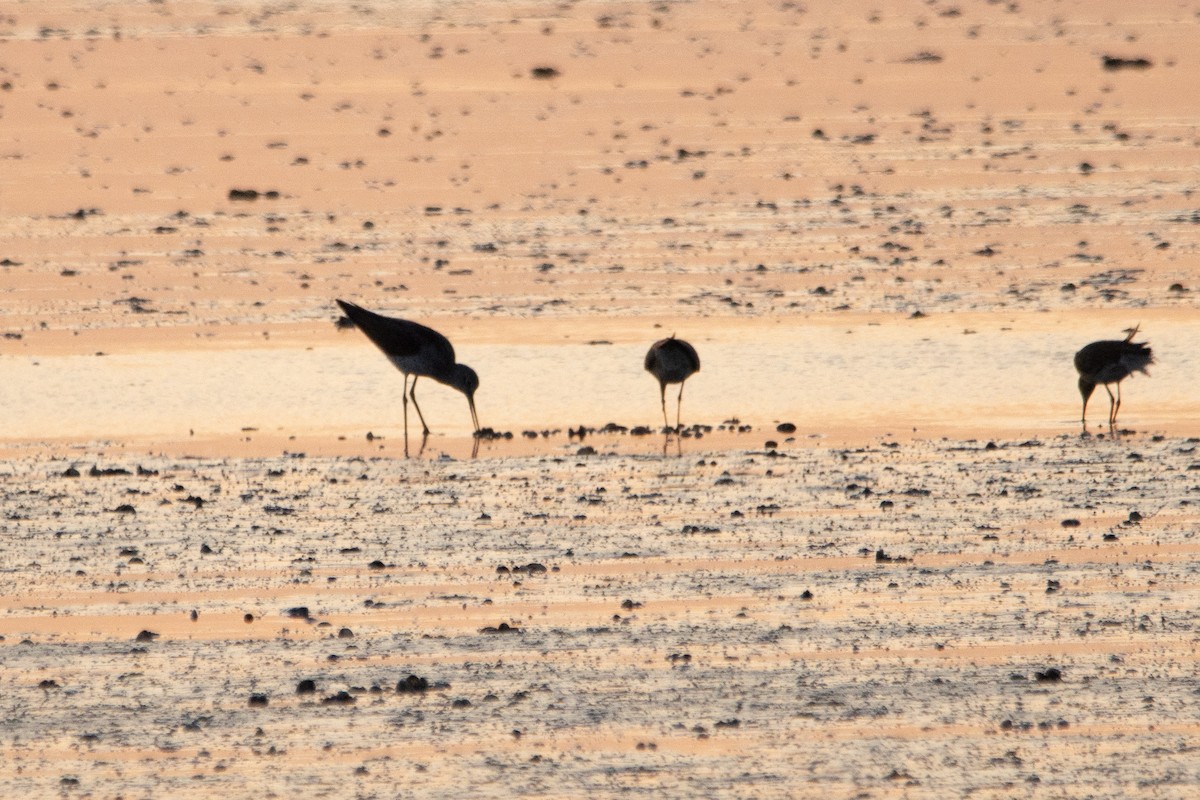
[1078, 376, 1096, 401]
[450, 364, 481, 432]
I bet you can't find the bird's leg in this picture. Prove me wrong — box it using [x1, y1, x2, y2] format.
[1112, 382, 1123, 428]
[659, 382, 670, 432]
[1104, 384, 1117, 430]
[400, 373, 412, 457]
[408, 376, 431, 434]
[675, 381, 686, 431]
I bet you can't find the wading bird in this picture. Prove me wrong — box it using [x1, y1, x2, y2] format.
[336, 299, 479, 454]
[645, 335, 700, 431]
[1074, 325, 1153, 431]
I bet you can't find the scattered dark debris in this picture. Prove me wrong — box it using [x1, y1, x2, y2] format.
[228, 188, 280, 201]
[530, 66, 560, 79]
[902, 51, 943, 64]
[90, 465, 131, 477]
[1102, 55, 1152, 71]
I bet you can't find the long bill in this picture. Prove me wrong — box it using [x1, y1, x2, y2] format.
[468, 395, 480, 434]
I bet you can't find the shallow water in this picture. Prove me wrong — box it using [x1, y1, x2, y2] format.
[2, 319, 1195, 444]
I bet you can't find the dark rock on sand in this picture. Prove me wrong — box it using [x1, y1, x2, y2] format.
[321, 691, 356, 705]
[397, 675, 429, 693]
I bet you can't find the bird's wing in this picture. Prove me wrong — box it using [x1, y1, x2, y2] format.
[674, 338, 700, 371]
[336, 300, 456, 362]
[644, 341, 664, 372]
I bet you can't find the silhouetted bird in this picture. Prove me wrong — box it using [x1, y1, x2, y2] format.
[1074, 325, 1153, 430]
[336, 300, 479, 454]
[644, 335, 700, 430]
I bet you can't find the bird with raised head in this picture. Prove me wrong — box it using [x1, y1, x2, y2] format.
[1074, 325, 1153, 431]
[336, 299, 479, 454]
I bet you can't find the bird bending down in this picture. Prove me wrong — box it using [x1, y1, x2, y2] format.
[644, 335, 700, 431]
[1074, 325, 1153, 431]
[336, 299, 479, 454]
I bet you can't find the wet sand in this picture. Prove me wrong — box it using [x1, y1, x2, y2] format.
[2, 0, 1199, 796]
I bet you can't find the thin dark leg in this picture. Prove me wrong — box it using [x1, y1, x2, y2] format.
[409, 375, 431, 434]
[659, 382, 669, 430]
[675, 381, 686, 429]
[1104, 384, 1117, 429]
[402, 373, 411, 457]
[1113, 382, 1123, 427]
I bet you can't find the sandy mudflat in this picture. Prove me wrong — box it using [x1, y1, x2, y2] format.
[1, 0, 1199, 796]
[5, 435, 1200, 799]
